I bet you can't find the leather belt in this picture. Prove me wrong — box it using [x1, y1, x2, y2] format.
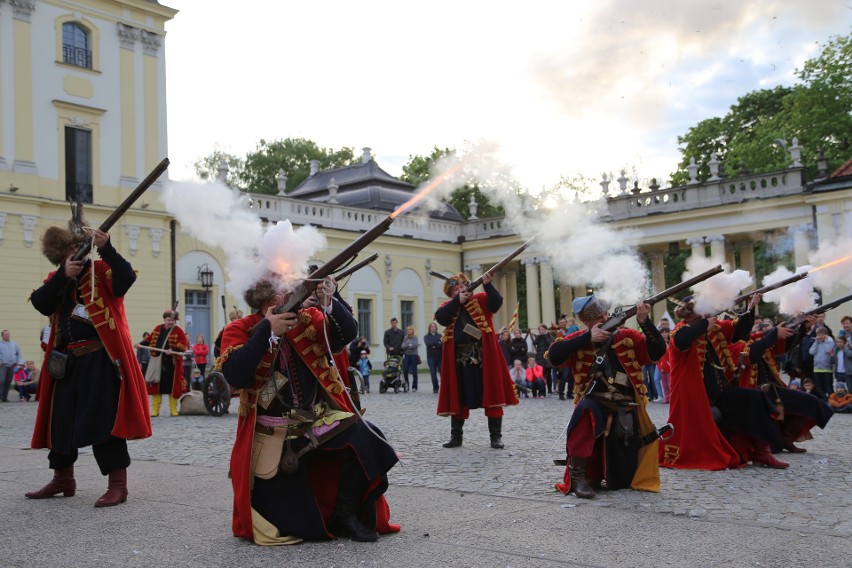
[255, 422, 311, 438]
[68, 340, 104, 357]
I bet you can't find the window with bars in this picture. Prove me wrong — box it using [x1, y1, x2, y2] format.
[357, 299, 372, 343]
[400, 300, 414, 332]
[62, 22, 92, 69]
[65, 127, 92, 204]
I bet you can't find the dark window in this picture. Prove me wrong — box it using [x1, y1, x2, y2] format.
[357, 299, 372, 344]
[185, 290, 209, 306]
[400, 300, 414, 331]
[62, 22, 92, 69]
[65, 127, 92, 204]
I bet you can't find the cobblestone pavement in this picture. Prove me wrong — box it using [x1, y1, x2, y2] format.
[2, 383, 849, 537]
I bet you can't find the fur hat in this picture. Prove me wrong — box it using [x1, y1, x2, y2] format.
[162, 310, 179, 320]
[41, 203, 89, 266]
[443, 273, 468, 297]
[244, 277, 280, 311]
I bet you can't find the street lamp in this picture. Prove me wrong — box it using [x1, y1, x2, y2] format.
[198, 264, 214, 293]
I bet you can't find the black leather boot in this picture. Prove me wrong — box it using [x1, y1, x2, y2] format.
[568, 457, 595, 499]
[442, 417, 464, 448]
[329, 490, 378, 542]
[488, 416, 504, 449]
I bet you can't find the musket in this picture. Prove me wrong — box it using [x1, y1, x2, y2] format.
[333, 253, 379, 281]
[274, 215, 394, 314]
[781, 293, 852, 329]
[734, 271, 808, 304]
[71, 158, 170, 262]
[600, 264, 724, 333]
[466, 232, 542, 293]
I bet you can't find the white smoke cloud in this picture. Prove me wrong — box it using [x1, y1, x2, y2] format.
[684, 256, 752, 315]
[761, 266, 817, 315]
[162, 180, 326, 298]
[808, 242, 852, 295]
[417, 142, 649, 306]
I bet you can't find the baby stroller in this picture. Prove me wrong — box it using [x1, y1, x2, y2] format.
[379, 355, 408, 393]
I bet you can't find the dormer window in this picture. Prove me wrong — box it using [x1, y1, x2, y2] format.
[62, 22, 92, 69]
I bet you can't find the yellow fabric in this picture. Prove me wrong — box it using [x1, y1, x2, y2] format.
[630, 404, 661, 493]
[250, 507, 303, 546]
[150, 394, 162, 417]
[168, 395, 179, 416]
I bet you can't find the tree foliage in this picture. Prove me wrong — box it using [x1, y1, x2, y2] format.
[193, 148, 244, 188]
[240, 138, 357, 194]
[400, 147, 505, 218]
[670, 33, 852, 186]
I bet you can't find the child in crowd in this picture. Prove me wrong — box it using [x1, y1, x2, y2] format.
[828, 382, 852, 413]
[835, 335, 850, 385]
[190, 368, 204, 391]
[654, 329, 672, 403]
[525, 356, 547, 398]
[788, 379, 802, 390]
[509, 359, 530, 398]
[12, 364, 29, 401]
[802, 377, 826, 401]
[809, 327, 835, 399]
[356, 350, 372, 394]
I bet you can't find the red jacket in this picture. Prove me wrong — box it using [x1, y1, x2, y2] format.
[661, 319, 742, 470]
[32, 262, 151, 447]
[192, 343, 209, 365]
[436, 292, 518, 416]
[146, 324, 189, 398]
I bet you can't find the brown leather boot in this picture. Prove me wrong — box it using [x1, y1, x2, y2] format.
[752, 444, 789, 469]
[94, 468, 128, 507]
[568, 457, 596, 499]
[25, 466, 76, 499]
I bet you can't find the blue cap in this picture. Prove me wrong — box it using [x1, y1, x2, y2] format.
[572, 296, 594, 316]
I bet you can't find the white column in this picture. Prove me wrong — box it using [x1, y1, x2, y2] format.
[539, 258, 556, 327]
[505, 266, 518, 327]
[686, 237, 706, 259]
[738, 241, 756, 290]
[558, 284, 572, 320]
[790, 224, 812, 268]
[706, 235, 726, 263]
[649, 251, 666, 324]
[523, 258, 541, 330]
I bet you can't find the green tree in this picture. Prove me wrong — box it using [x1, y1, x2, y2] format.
[192, 149, 244, 188]
[240, 138, 357, 194]
[670, 33, 852, 185]
[400, 147, 505, 218]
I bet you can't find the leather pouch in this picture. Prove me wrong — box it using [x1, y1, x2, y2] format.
[253, 427, 286, 480]
[47, 350, 69, 381]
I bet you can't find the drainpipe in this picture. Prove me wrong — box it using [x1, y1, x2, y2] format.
[170, 219, 177, 307]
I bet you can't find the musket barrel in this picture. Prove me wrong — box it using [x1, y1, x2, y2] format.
[782, 293, 852, 328]
[334, 253, 379, 281]
[72, 158, 170, 262]
[467, 234, 540, 292]
[275, 215, 394, 313]
[600, 264, 723, 332]
[734, 272, 808, 304]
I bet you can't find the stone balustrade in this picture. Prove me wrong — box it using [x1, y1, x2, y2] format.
[604, 167, 807, 221]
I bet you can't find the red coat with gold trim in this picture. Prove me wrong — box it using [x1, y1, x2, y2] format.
[219, 309, 397, 543]
[661, 319, 742, 470]
[548, 327, 661, 494]
[146, 324, 189, 398]
[436, 292, 518, 416]
[31, 261, 152, 447]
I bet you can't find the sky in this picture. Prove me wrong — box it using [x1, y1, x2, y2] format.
[163, 1, 851, 193]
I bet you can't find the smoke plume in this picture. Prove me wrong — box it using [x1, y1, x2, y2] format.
[684, 256, 752, 315]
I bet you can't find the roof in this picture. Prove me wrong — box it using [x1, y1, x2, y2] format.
[289, 155, 464, 221]
[289, 159, 413, 198]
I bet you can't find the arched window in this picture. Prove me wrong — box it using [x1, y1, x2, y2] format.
[62, 22, 92, 68]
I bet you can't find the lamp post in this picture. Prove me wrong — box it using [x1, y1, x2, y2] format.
[198, 263, 213, 295]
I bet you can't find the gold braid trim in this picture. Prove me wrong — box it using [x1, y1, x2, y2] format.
[708, 325, 736, 376]
[740, 341, 757, 387]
